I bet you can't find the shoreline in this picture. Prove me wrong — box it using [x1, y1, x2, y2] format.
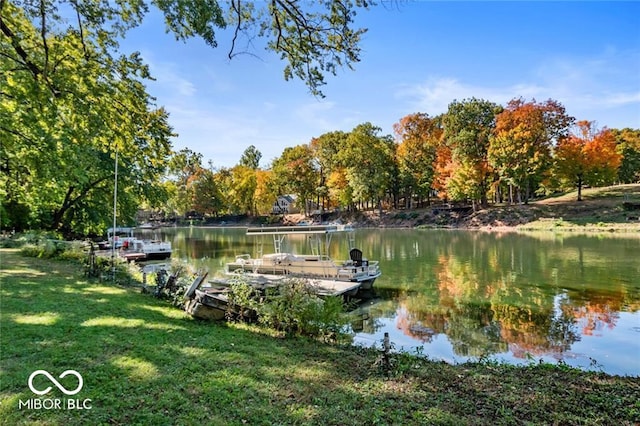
[1, 249, 638, 425]
[167, 221, 640, 233]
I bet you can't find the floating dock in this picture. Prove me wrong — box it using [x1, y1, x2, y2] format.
[210, 273, 362, 297]
[185, 272, 368, 321]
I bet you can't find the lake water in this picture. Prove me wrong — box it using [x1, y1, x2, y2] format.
[144, 227, 640, 376]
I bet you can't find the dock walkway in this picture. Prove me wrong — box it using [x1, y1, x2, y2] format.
[209, 273, 362, 297]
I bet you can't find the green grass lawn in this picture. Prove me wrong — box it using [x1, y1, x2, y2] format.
[1, 249, 639, 425]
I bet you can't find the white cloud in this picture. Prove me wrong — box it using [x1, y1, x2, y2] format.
[601, 91, 640, 108]
[396, 49, 640, 129]
[293, 100, 337, 130]
[531, 50, 640, 117]
[396, 77, 545, 115]
[148, 63, 196, 98]
[292, 99, 368, 136]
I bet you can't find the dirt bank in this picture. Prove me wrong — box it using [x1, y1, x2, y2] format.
[284, 184, 640, 232]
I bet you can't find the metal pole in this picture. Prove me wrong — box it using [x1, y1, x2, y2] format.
[112, 148, 118, 282]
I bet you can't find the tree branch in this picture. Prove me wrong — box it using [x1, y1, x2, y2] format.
[229, 0, 241, 60]
[51, 175, 110, 230]
[0, 125, 39, 147]
[0, 14, 42, 79]
[39, 0, 49, 79]
[69, 0, 89, 59]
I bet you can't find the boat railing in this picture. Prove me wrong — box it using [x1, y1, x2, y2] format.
[294, 254, 333, 262]
[225, 253, 380, 280]
[335, 260, 380, 279]
[366, 261, 380, 276]
[234, 254, 252, 263]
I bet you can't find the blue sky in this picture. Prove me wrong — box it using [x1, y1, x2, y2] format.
[120, 1, 640, 168]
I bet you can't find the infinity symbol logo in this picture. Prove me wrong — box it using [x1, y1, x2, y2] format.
[28, 370, 84, 396]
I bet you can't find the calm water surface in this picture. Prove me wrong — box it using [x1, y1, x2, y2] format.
[145, 227, 640, 376]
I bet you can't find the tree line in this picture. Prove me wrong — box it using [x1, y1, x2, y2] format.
[2, 1, 638, 236]
[160, 98, 639, 223]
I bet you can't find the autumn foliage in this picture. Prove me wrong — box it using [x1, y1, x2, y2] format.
[168, 101, 632, 221]
[554, 121, 622, 201]
[489, 98, 573, 203]
[194, 102, 632, 220]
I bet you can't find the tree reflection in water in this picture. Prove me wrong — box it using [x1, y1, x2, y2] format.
[158, 227, 640, 375]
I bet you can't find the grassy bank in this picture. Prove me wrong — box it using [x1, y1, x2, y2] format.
[1, 249, 639, 425]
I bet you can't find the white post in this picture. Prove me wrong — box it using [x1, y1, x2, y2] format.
[112, 148, 118, 281]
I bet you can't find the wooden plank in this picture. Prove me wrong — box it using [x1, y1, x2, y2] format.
[184, 273, 209, 299]
[121, 252, 147, 261]
[226, 273, 362, 297]
[309, 279, 361, 297]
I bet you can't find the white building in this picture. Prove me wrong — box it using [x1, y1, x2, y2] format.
[271, 194, 299, 214]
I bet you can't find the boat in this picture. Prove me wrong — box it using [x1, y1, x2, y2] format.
[185, 271, 369, 321]
[223, 224, 381, 294]
[183, 224, 381, 321]
[105, 227, 172, 261]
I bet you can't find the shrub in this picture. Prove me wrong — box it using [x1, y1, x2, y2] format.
[227, 277, 350, 341]
[20, 239, 60, 258]
[56, 241, 88, 263]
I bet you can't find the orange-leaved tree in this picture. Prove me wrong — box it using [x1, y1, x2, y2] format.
[393, 113, 443, 208]
[432, 144, 454, 201]
[489, 98, 574, 204]
[554, 121, 622, 201]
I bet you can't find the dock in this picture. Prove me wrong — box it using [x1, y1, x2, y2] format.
[245, 224, 354, 235]
[209, 273, 363, 298]
[185, 273, 367, 321]
[121, 252, 147, 262]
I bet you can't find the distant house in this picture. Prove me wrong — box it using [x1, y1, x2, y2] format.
[272, 195, 299, 214]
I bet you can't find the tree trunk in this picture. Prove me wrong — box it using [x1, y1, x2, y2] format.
[50, 176, 109, 231]
[577, 175, 583, 201]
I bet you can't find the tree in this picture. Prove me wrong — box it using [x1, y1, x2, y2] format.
[271, 145, 318, 215]
[1, 0, 369, 96]
[239, 145, 262, 170]
[229, 165, 258, 215]
[253, 169, 276, 215]
[554, 121, 622, 201]
[231, 1, 370, 97]
[489, 98, 574, 204]
[432, 143, 453, 201]
[611, 128, 640, 184]
[443, 98, 502, 209]
[165, 149, 204, 217]
[327, 167, 353, 210]
[191, 167, 223, 217]
[213, 167, 234, 214]
[338, 122, 395, 213]
[310, 131, 348, 210]
[1, 3, 174, 234]
[393, 113, 443, 208]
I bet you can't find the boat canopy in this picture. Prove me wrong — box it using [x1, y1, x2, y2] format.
[246, 224, 356, 255]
